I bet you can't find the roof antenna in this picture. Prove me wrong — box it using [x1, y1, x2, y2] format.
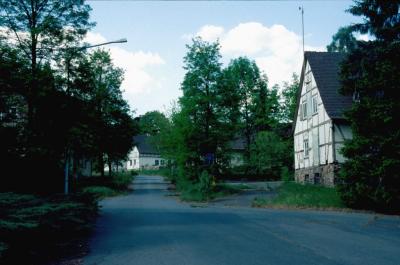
[299, 6, 305, 55]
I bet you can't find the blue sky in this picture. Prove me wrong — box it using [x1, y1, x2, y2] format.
[84, 0, 362, 116]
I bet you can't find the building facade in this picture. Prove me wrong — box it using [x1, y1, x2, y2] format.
[126, 135, 166, 170]
[294, 52, 353, 186]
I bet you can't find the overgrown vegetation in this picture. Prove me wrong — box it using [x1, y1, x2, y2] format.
[253, 182, 344, 209]
[77, 171, 137, 198]
[0, 192, 98, 264]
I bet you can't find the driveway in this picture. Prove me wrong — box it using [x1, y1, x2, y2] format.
[83, 175, 400, 265]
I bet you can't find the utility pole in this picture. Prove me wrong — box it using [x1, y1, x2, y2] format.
[299, 6, 305, 54]
[63, 38, 127, 195]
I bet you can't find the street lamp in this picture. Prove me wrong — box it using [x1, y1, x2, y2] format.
[64, 38, 127, 195]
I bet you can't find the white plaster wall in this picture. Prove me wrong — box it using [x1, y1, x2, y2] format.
[127, 147, 140, 170]
[139, 155, 165, 169]
[294, 61, 334, 170]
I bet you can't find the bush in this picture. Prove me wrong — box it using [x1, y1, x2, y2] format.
[280, 166, 293, 182]
[197, 170, 214, 197]
[82, 186, 117, 199]
[0, 192, 98, 264]
[77, 171, 134, 193]
[253, 182, 344, 209]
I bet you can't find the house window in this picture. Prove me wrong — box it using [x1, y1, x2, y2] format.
[312, 95, 318, 114]
[134, 159, 136, 165]
[304, 139, 309, 158]
[129, 160, 132, 166]
[314, 173, 321, 185]
[305, 73, 312, 90]
[302, 102, 308, 120]
[161, 160, 165, 166]
[155, 160, 159, 166]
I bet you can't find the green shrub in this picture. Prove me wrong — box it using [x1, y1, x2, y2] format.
[197, 171, 213, 197]
[111, 172, 134, 191]
[77, 171, 134, 194]
[0, 192, 98, 264]
[83, 186, 117, 199]
[280, 166, 293, 182]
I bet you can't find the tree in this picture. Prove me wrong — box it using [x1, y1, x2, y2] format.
[249, 131, 290, 179]
[338, 0, 400, 212]
[221, 57, 278, 164]
[0, 0, 94, 128]
[327, 26, 358, 52]
[84, 49, 135, 177]
[138, 111, 170, 136]
[178, 37, 224, 178]
[221, 57, 259, 162]
[281, 73, 300, 123]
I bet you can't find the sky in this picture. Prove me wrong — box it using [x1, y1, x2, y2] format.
[83, 0, 363, 116]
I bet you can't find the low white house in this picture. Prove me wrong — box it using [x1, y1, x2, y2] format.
[294, 52, 353, 186]
[126, 134, 166, 170]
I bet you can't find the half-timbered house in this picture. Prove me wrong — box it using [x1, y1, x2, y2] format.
[294, 52, 353, 186]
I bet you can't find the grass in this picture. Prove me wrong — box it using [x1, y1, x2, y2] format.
[179, 183, 243, 202]
[82, 186, 118, 199]
[77, 171, 136, 199]
[253, 182, 345, 209]
[138, 168, 170, 176]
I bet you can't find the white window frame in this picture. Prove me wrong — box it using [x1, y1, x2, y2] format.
[312, 95, 318, 114]
[304, 139, 309, 158]
[302, 102, 308, 120]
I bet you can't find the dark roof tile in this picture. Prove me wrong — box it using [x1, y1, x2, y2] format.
[133, 135, 160, 155]
[305, 51, 353, 119]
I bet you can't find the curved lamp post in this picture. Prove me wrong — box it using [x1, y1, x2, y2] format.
[64, 38, 127, 195]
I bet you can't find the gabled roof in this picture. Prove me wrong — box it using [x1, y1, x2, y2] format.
[133, 134, 160, 155]
[294, 52, 353, 130]
[306, 52, 353, 119]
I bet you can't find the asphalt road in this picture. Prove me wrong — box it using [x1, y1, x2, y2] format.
[83, 175, 400, 265]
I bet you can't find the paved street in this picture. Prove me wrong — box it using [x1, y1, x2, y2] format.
[83, 175, 400, 265]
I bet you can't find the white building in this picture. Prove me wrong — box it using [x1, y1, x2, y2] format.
[126, 135, 166, 170]
[294, 52, 353, 186]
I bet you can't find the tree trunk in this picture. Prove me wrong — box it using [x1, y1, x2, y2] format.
[108, 160, 112, 177]
[64, 150, 69, 195]
[99, 154, 105, 177]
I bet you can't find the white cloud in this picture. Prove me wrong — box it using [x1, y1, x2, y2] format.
[188, 22, 325, 87]
[83, 32, 107, 45]
[83, 32, 165, 109]
[182, 25, 224, 42]
[196, 25, 224, 42]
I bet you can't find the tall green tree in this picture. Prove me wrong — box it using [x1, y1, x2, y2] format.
[221, 57, 259, 161]
[178, 37, 224, 178]
[281, 73, 300, 123]
[327, 26, 358, 52]
[338, 0, 400, 212]
[84, 50, 135, 177]
[138, 111, 170, 136]
[222, 57, 279, 164]
[0, 0, 94, 127]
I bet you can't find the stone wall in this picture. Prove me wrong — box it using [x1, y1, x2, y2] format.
[295, 163, 341, 187]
